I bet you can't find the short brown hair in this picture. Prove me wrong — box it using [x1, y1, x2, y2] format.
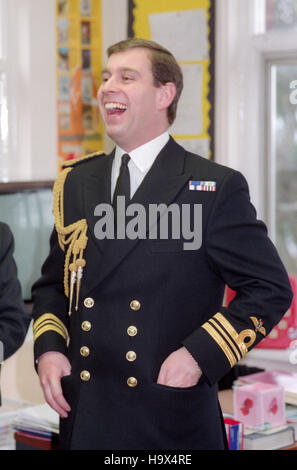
[107, 38, 183, 125]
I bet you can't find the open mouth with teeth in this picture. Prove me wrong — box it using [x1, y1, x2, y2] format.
[104, 102, 128, 115]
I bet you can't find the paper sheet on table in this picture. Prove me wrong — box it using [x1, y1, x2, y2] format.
[13, 404, 59, 433]
[169, 64, 203, 136]
[149, 9, 208, 62]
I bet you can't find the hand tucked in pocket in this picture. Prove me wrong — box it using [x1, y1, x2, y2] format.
[157, 346, 202, 388]
[37, 351, 72, 418]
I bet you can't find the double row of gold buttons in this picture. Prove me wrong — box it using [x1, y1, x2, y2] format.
[79, 298, 140, 386]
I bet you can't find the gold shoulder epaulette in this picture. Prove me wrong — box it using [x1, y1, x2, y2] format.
[62, 151, 104, 169]
[53, 155, 103, 316]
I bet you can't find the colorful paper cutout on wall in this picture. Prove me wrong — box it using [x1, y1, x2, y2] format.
[56, 0, 103, 169]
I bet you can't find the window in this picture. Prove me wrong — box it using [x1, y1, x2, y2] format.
[0, 0, 57, 182]
[267, 59, 297, 275]
[0, 0, 10, 182]
[215, 0, 297, 276]
[266, 0, 297, 31]
[260, 0, 297, 276]
[215, 0, 297, 367]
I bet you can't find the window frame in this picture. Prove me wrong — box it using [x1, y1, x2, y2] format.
[0, 0, 57, 183]
[0, 0, 13, 182]
[215, 0, 297, 233]
[265, 55, 297, 242]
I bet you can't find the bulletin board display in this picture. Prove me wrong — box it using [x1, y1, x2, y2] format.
[56, 0, 103, 169]
[129, 0, 215, 159]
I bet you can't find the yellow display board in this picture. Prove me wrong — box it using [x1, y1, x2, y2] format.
[56, 0, 103, 169]
[130, 0, 214, 159]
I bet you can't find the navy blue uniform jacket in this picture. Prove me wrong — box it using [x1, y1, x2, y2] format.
[0, 222, 30, 404]
[32, 137, 293, 450]
[0, 222, 30, 360]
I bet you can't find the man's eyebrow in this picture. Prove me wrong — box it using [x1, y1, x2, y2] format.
[101, 68, 111, 76]
[101, 67, 140, 76]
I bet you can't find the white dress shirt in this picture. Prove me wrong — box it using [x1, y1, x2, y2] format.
[111, 131, 170, 200]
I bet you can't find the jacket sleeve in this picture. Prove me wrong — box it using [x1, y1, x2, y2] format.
[31, 227, 69, 361]
[0, 223, 30, 360]
[182, 170, 293, 386]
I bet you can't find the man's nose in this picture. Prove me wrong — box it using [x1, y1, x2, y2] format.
[102, 76, 120, 93]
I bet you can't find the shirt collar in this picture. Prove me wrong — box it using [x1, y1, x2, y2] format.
[115, 131, 170, 173]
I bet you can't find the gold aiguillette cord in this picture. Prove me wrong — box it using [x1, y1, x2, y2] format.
[75, 258, 86, 311]
[68, 263, 77, 316]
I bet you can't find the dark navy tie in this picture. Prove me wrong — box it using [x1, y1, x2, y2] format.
[113, 153, 131, 213]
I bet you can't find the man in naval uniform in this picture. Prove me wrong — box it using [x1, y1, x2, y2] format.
[0, 222, 31, 402]
[32, 38, 293, 450]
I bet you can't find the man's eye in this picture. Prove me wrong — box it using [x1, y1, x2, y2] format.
[123, 75, 133, 81]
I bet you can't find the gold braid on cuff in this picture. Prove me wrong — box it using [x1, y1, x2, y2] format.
[201, 312, 258, 367]
[33, 313, 69, 344]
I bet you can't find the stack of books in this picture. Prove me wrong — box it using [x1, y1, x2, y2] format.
[242, 423, 295, 450]
[0, 399, 32, 450]
[13, 403, 59, 450]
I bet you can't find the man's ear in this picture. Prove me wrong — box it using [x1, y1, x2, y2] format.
[157, 82, 176, 111]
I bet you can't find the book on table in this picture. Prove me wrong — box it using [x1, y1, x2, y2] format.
[243, 424, 295, 450]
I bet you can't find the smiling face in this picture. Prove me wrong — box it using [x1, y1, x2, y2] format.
[97, 47, 176, 152]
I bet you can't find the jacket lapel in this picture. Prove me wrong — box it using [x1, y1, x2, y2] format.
[83, 150, 114, 257]
[83, 137, 191, 295]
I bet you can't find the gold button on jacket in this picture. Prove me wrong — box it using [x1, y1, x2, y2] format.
[127, 377, 138, 387]
[80, 346, 90, 357]
[130, 300, 141, 311]
[126, 350, 137, 361]
[81, 321, 91, 331]
[127, 325, 138, 336]
[80, 370, 91, 381]
[84, 297, 94, 308]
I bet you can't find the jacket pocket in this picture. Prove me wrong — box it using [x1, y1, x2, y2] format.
[151, 382, 201, 392]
